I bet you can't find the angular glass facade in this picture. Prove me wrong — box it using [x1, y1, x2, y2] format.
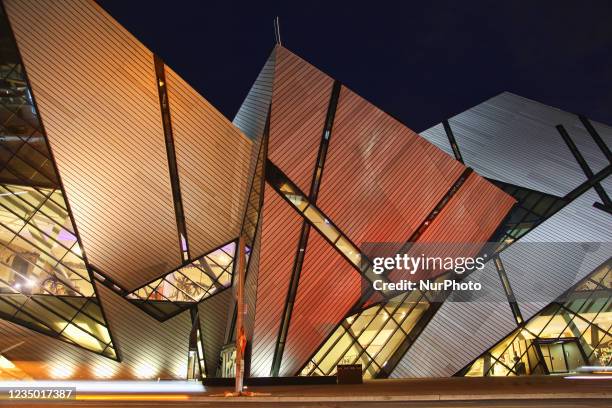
[126, 241, 236, 319]
[300, 287, 434, 378]
[0, 6, 116, 358]
[463, 260, 611, 376]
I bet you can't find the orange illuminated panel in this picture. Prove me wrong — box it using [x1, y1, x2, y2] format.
[249, 185, 303, 377]
[279, 230, 363, 376]
[389, 172, 515, 282]
[268, 47, 334, 192]
[317, 86, 465, 251]
[165, 67, 252, 257]
[4, 0, 182, 290]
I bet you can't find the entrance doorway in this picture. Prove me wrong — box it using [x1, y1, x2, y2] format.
[535, 338, 587, 374]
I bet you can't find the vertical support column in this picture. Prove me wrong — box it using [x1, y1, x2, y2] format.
[188, 306, 204, 380]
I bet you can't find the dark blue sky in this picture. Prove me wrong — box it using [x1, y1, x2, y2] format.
[96, 0, 612, 132]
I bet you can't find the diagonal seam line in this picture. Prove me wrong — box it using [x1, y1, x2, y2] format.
[270, 80, 341, 376]
[556, 124, 611, 207]
[265, 159, 394, 294]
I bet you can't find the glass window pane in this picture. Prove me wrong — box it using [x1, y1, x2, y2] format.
[317, 330, 352, 374]
[335, 236, 361, 267]
[303, 206, 339, 242]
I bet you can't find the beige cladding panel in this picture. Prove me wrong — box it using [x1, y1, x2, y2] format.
[165, 68, 252, 257]
[4, 0, 182, 290]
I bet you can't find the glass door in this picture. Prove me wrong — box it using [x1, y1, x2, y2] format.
[536, 339, 586, 374]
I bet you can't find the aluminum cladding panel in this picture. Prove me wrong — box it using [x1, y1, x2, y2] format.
[317, 86, 466, 251]
[4, 0, 181, 290]
[249, 185, 303, 377]
[0, 284, 191, 379]
[165, 67, 252, 257]
[267, 46, 334, 193]
[279, 230, 363, 376]
[500, 188, 612, 320]
[233, 49, 276, 141]
[198, 289, 233, 377]
[422, 92, 612, 197]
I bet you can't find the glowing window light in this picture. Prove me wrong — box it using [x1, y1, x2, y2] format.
[0, 355, 15, 369]
[60, 323, 103, 352]
[92, 362, 116, 379]
[50, 365, 74, 379]
[134, 363, 158, 379]
[72, 244, 83, 256]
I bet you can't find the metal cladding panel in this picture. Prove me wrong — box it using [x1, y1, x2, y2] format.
[268, 46, 334, 192]
[4, 0, 181, 290]
[95, 284, 191, 378]
[279, 230, 363, 376]
[250, 186, 303, 377]
[0, 284, 191, 379]
[420, 92, 612, 196]
[593, 121, 612, 152]
[390, 262, 516, 378]
[420, 173, 514, 243]
[0, 319, 119, 380]
[198, 289, 233, 377]
[165, 67, 252, 257]
[418, 123, 454, 156]
[603, 176, 612, 198]
[318, 86, 465, 250]
[389, 173, 514, 282]
[500, 188, 612, 320]
[233, 50, 276, 141]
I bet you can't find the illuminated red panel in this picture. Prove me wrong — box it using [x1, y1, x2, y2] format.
[268, 46, 334, 192]
[389, 172, 515, 282]
[249, 185, 303, 377]
[318, 86, 465, 253]
[279, 230, 363, 376]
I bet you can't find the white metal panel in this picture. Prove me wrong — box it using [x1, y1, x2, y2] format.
[420, 92, 612, 196]
[233, 49, 276, 141]
[501, 188, 612, 320]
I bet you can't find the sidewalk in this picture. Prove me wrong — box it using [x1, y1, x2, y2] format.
[200, 376, 612, 403]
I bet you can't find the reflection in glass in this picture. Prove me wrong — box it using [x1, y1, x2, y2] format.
[128, 241, 236, 306]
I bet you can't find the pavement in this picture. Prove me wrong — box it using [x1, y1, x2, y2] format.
[3, 376, 612, 407]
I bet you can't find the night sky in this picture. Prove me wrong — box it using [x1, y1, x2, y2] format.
[96, 0, 612, 132]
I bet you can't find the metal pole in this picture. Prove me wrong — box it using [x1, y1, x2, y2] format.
[234, 235, 246, 393]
